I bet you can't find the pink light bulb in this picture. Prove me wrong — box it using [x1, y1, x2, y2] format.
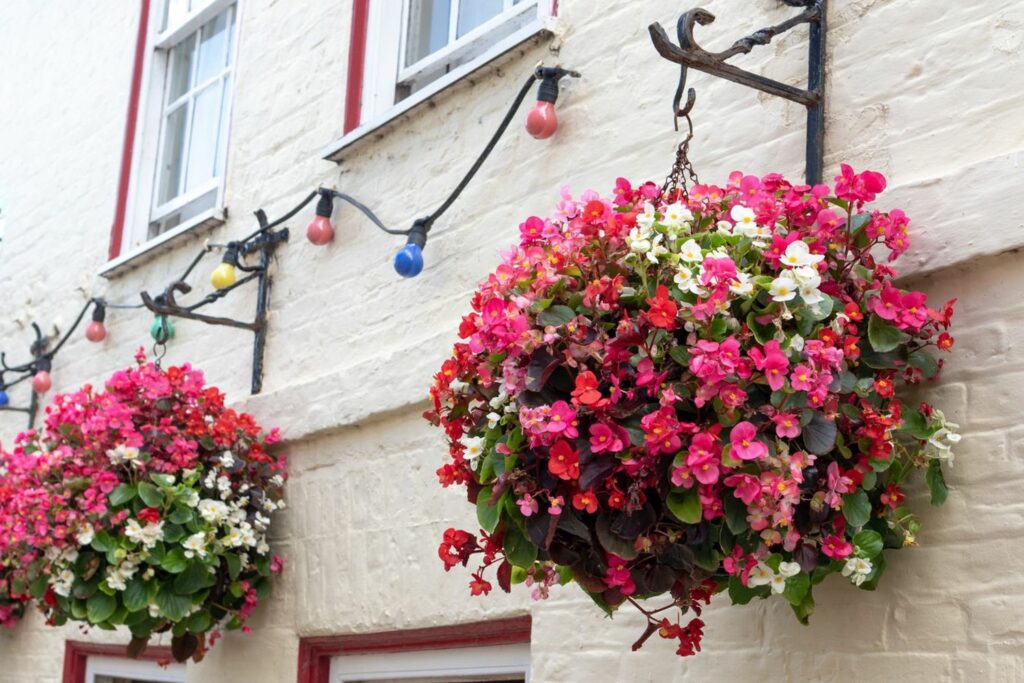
[32, 370, 52, 394]
[526, 101, 558, 139]
[85, 320, 107, 342]
[306, 215, 335, 245]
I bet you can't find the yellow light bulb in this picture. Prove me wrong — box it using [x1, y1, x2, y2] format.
[211, 262, 237, 290]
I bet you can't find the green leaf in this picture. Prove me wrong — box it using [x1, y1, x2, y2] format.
[174, 562, 214, 595]
[728, 575, 767, 605]
[867, 314, 902, 353]
[669, 345, 691, 366]
[803, 412, 837, 455]
[709, 317, 728, 341]
[86, 591, 117, 624]
[790, 588, 815, 624]
[476, 486, 501, 534]
[123, 578, 150, 612]
[783, 572, 810, 606]
[723, 495, 749, 535]
[503, 524, 538, 568]
[187, 610, 213, 634]
[224, 553, 242, 581]
[90, 530, 115, 553]
[746, 311, 774, 345]
[900, 409, 933, 440]
[666, 488, 702, 525]
[160, 548, 188, 574]
[842, 490, 872, 528]
[909, 349, 939, 379]
[168, 506, 193, 525]
[155, 586, 192, 622]
[853, 529, 884, 559]
[536, 305, 576, 327]
[149, 473, 176, 488]
[926, 460, 948, 507]
[108, 483, 137, 508]
[137, 482, 164, 508]
[29, 572, 49, 599]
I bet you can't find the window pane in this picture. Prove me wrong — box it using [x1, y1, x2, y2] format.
[184, 82, 222, 192]
[168, 32, 196, 101]
[162, 0, 190, 31]
[158, 105, 188, 204]
[405, 0, 451, 67]
[456, 0, 503, 37]
[196, 10, 230, 84]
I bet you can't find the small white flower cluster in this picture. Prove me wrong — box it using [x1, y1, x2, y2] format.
[727, 205, 772, 244]
[769, 241, 825, 305]
[46, 546, 81, 597]
[747, 560, 802, 594]
[628, 202, 695, 265]
[841, 556, 873, 586]
[106, 444, 141, 466]
[925, 409, 962, 464]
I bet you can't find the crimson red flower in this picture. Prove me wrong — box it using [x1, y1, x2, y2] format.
[137, 508, 161, 525]
[572, 490, 599, 514]
[644, 285, 678, 329]
[547, 440, 580, 480]
[571, 370, 606, 408]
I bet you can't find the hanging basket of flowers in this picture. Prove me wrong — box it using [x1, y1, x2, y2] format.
[426, 165, 958, 657]
[0, 351, 286, 662]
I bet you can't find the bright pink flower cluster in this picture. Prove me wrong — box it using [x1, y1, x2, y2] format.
[0, 351, 286, 661]
[427, 167, 959, 658]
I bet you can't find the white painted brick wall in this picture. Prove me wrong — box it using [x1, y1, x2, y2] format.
[1, 0, 1023, 681]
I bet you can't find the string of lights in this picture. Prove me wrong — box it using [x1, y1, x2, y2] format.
[0, 65, 579, 423]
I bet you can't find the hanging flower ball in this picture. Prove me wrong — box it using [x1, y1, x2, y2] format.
[426, 167, 958, 658]
[0, 351, 286, 662]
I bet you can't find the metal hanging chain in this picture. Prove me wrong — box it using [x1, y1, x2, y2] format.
[662, 110, 701, 201]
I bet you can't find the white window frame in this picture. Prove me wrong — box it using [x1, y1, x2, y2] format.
[84, 654, 186, 683]
[329, 642, 531, 683]
[322, 0, 556, 162]
[104, 0, 241, 277]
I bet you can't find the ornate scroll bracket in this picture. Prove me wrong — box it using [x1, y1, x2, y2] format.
[649, 0, 827, 184]
[141, 215, 289, 395]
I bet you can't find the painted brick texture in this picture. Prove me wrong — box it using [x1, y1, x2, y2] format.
[1, 0, 1023, 681]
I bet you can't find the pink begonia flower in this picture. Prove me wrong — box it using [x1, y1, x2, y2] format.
[871, 285, 903, 321]
[604, 553, 636, 596]
[749, 340, 789, 391]
[545, 401, 577, 437]
[773, 412, 801, 438]
[700, 486, 724, 520]
[671, 465, 696, 489]
[548, 496, 564, 516]
[518, 493, 539, 517]
[724, 473, 762, 505]
[789, 364, 816, 392]
[900, 290, 929, 329]
[589, 422, 626, 454]
[824, 461, 854, 509]
[822, 534, 854, 560]
[730, 421, 768, 461]
[687, 451, 720, 485]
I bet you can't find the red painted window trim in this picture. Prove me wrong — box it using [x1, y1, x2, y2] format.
[343, 0, 370, 134]
[296, 615, 531, 683]
[63, 640, 174, 683]
[108, 0, 152, 261]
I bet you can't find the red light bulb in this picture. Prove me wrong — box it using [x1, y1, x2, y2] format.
[32, 370, 52, 394]
[306, 215, 335, 245]
[85, 320, 107, 342]
[526, 101, 558, 139]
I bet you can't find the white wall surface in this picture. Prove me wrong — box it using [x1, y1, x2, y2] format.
[1, 1, 1022, 681]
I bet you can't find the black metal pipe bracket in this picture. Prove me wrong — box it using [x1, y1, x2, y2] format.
[649, 0, 827, 184]
[0, 323, 51, 428]
[140, 213, 289, 395]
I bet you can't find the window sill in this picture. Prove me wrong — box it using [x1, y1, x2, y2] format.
[100, 207, 226, 278]
[321, 19, 553, 163]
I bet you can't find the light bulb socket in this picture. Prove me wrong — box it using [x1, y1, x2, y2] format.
[91, 300, 107, 323]
[315, 188, 335, 218]
[36, 357, 52, 373]
[406, 219, 429, 250]
[534, 66, 579, 104]
[222, 243, 241, 266]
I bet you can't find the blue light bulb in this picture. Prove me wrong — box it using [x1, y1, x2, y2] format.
[393, 243, 424, 278]
[0, 391, 8, 408]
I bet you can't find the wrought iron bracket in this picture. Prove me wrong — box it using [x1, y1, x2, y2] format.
[0, 323, 51, 428]
[141, 218, 289, 395]
[649, 0, 827, 184]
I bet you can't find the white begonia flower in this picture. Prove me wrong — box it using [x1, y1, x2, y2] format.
[716, 220, 734, 235]
[841, 557, 873, 586]
[106, 444, 140, 466]
[926, 427, 962, 464]
[460, 435, 485, 461]
[645, 233, 669, 264]
[799, 281, 825, 305]
[789, 334, 805, 353]
[729, 272, 755, 297]
[269, 474, 285, 488]
[673, 265, 696, 289]
[198, 499, 230, 524]
[770, 572, 788, 594]
[678, 239, 703, 263]
[148, 604, 161, 618]
[125, 519, 164, 550]
[448, 379, 469, 394]
[627, 226, 652, 254]
[52, 569, 76, 597]
[730, 205, 758, 235]
[781, 240, 825, 268]
[750, 224, 773, 244]
[76, 523, 95, 546]
[220, 451, 235, 468]
[636, 202, 658, 230]
[747, 562, 773, 588]
[184, 489, 200, 508]
[257, 540, 270, 555]
[662, 202, 693, 227]
[486, 412, 501, 429]
[790, 266, 821, 286]
[769, 273, 799, 302]
[778, 561, 801, 578]
[183, 532, 208, 559]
